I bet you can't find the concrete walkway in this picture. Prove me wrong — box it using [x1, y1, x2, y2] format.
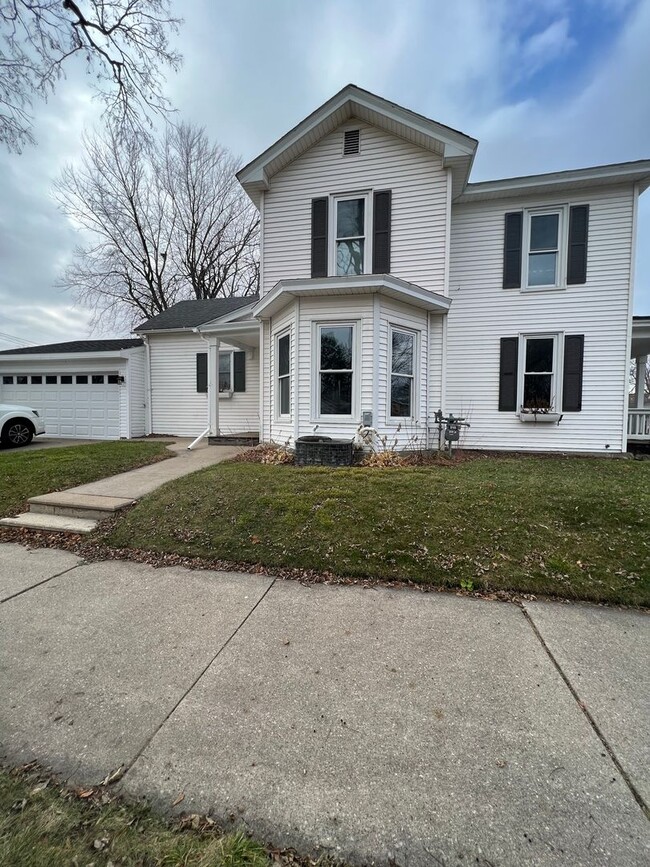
[69, 439, 242, 499]
[0, 543, 648, 867]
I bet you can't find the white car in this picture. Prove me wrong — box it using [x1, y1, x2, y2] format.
[0, 403, 46, 448]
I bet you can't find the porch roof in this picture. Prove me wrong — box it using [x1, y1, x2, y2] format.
[632, 316, 650, 358]
[253, 274, 452, 319]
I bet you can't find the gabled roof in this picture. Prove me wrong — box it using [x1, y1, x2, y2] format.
[457, 160, 650, 203]
[0, 338, 142, 356]
[134, 295, 260, 332]
[237, 84, 478, 205]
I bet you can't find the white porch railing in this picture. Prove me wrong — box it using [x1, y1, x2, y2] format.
[628, 409, 650, 440]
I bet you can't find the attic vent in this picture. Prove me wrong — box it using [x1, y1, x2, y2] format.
[343, 129, 360, 155]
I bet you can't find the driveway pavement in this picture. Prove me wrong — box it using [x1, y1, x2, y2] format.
[0, 543, 648, 866]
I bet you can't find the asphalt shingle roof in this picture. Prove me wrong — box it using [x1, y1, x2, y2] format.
[134, 295, 259, 332]
[0, 338, 143, 356]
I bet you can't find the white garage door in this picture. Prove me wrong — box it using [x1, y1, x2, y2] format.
[1, 373, 122, 439]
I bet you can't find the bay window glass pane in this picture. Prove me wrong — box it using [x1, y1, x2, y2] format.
[336, 239, 364, 275]
[320, 372, 352, 414]
[528, 252, 557, 286]
[278, 334, 290, 377]
[280, 376, 290, 415]
[336, 199, 364, 238]
[219, 353, 231, 391]
[392, 331, 414, 375]
[320, 326, 353, 369]
[530, 213, 559, 250]
[523, 374, 552, 408]
[391, 375, 412, 417]
[525, 338, 554, 372]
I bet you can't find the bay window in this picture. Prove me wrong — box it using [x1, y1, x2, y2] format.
[277, 332, 291, 416]
[390, 328, 415, 418]
[318, 324, 354, 416]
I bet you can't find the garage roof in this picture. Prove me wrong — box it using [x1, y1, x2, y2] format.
[134, 295, 259, 332]
[0, 338, 143, 355]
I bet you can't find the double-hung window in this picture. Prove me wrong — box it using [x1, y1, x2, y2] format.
[521, 335, 557, 411]
[333, 195, 367, 276]
[277, 332, 291, 416]
[219, 352, 232, 392]
[318, 324, 354, 416]
[525, 209, 564, 288]
[390, 328, 415, 418]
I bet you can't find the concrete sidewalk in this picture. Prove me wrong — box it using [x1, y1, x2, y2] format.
[0, 543, 648, 866]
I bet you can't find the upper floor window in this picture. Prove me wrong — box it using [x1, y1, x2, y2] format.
[334, 196, 367, 276]
[525, 209, 564, 288]
[504, 205, 589, 290]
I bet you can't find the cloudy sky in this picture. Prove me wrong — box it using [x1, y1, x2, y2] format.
[1, 0, 649, 348]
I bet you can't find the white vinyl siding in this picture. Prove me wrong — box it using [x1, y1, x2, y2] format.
[125, 347, 146, 437]
[268, 301, 296, 445]
[262, 121, 449, 295]
[447, 185, 635, 453]
[148, 332, 259, 437]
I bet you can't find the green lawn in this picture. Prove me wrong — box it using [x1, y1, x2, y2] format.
[103, 455, 650, 606]
[0, 441, 171, 516]
[0, 769, 274, 867]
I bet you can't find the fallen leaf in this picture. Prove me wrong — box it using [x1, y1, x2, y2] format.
[78, 789, 95, 799]
[172, 792, 185, 807]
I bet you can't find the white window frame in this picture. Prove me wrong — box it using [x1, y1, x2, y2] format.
[218, 350, 233, 394]
[329, 191, 372, 277]
[313, 320, 359, 421]
[388, 325, 418, 421]
[517, 332, 564, 412]
[276, 329, 291, 419]
[522, 205, 568, 291]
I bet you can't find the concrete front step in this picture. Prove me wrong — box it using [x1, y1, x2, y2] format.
[0, 512, 97, 534]
[28, 492, 135, 521]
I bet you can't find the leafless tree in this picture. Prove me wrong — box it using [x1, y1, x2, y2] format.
[55, 122, 259, 329]
[0, 0, 182, 151]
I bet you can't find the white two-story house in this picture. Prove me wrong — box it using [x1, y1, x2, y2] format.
[132, 85, 650, 453]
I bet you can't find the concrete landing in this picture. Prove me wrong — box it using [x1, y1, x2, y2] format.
[0, 513, 97, 534]
[28, 492, 134, 521]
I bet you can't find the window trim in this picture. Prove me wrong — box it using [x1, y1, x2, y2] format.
[276, 329, 291, 419]
[522, 205, 568, 291]
[388, 325, 418, 421]
[517, 332, 564, 413]
[329, 191, 372, 277]
[312, 320, 359, 421]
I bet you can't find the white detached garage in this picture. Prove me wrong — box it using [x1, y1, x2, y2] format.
[0, 339, 146, 440]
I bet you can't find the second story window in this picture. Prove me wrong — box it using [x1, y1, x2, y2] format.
[334, 195, 367, 276]
[526, 211, 562, 287]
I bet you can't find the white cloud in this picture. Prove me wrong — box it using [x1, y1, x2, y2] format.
[520, 17, 576, 75]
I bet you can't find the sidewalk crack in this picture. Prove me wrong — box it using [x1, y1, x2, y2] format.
[115, 577, 277, 785]
[0, 560, 86, 604]
[520, 604, 648, 820]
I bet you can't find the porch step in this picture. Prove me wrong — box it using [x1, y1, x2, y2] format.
[0, 512, 97, 535]
[27, 492, 135, 521]
[209, 434, 259, 447]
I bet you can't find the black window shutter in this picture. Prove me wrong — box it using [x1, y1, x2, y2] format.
[567, 205, 589, 285]
[196, 353, 207, 393]
[503, 212, 523, 289]
[311, 198, 328, 278]
[562, 335, 584, 412]
[499, 337, 519, 411]
[233, 351, 246, 392]
[372, 189, 392, 274]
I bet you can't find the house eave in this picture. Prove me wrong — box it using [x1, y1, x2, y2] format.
[0, 350, 137, 363]
[252, 275, 452, 319]
[456, 160, 650, 203]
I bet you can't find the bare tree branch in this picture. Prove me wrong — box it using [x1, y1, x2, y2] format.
[0, 0, 182, 151]
[54, 121, 260, 330]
